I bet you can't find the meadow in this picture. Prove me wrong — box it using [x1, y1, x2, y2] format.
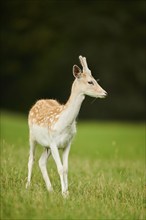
[0, 112, 145, 220]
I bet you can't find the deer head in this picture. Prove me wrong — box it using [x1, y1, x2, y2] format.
[72, 55, 107, 98]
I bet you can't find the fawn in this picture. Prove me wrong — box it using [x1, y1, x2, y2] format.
[26, 55, 107, 197]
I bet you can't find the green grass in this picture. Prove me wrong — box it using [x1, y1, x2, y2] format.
[0, 112, 145, 220]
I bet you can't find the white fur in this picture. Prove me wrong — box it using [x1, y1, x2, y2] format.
[29, 122, 76, 148]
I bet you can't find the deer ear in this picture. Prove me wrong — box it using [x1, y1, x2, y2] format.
[73, 65, 82, 78]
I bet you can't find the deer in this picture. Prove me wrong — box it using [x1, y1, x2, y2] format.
[26, 55, 107, 198]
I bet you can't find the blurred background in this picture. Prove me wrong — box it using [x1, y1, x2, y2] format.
[1, 0, 146, 121]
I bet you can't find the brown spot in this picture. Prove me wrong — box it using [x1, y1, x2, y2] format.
[28, 99, 64, 128]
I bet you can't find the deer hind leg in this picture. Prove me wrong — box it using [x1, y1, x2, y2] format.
[26, 137, 36, 188]
[39, 148, 53, 192]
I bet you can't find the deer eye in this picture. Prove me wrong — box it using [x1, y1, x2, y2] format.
[88, 81, 94, 85]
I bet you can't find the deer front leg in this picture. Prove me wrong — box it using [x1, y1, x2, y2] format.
[62, 143, 71, 196]
[50, 144, 67, 197]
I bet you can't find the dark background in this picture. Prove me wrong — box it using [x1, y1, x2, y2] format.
[1, 0, 146, 121]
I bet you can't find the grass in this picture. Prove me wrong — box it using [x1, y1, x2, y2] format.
[0, 111, 145, 220]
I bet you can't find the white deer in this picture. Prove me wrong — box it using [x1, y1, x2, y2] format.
[26, 55, 107, 197]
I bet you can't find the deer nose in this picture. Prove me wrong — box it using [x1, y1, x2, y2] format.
[104, 91, 108, 96]
[101, 90, 107, 98]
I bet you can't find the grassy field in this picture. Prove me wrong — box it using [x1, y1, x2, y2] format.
[0, 112, 145, 220]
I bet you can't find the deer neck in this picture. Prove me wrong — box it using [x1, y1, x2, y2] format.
[65, 81, 85, 122]
[53, 80, 85, 131]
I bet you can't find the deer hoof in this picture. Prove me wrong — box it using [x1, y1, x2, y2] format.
[62, 190, 69, 199]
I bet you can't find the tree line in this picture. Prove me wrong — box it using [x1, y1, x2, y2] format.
[1, 0, 146, 120]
